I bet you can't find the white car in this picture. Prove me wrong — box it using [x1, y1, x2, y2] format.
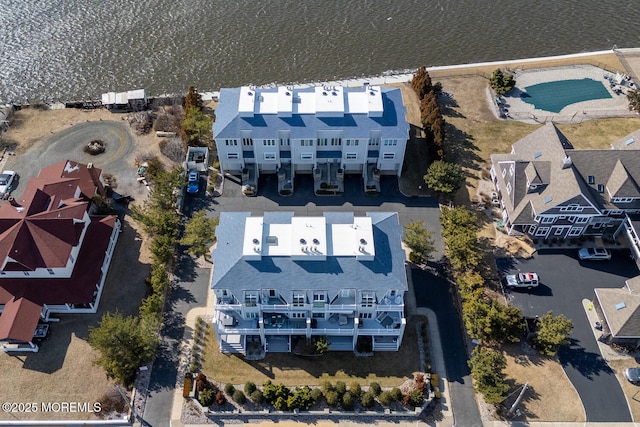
[578, 247, 611, 261]
[0, 170, 16, 197]
[505, 272, 539, 289]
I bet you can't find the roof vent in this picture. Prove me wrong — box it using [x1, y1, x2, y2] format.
[299, 238, 307, 245]
[247, 91, 253, 96]
[332, 91, 337, 96]
[285, 91, 291, 96]
[370, 91, 376, 96]
[322, 91, 327, 96]
[252, 238, 259, 244]
[360, 238, 367, 245]
[313, 238, 320, 245]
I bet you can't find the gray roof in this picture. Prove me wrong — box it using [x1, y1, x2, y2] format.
[211, 212, 407, 295]
[595, 285, 640, 338]
[213, 86, 409, 140]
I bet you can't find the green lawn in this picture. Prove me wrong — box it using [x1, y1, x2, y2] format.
[201, 315, 427, 388]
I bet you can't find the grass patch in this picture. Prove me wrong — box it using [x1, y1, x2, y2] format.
[201, 316, 424, 387]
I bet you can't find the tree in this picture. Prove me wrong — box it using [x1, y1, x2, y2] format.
[490, 69, 516, 95]
[468, 346, 509, 404]
[180, 210, 219, 259]
[627, 89, 640, 113]
[423, 160, 465, 198]
[314, 335, 330, 354]
[456, 271, 484, 299]
[534, 311, 573, 356]
[411, 66, 434, 99]
[88, 311, 159, 387]
[403, 220, 435, 264]
[181, 86, 212, 148]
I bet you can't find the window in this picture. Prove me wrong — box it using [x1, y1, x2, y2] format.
[301, 153, 313, 160]
[346, 140, 359, 146]
[369, 138, 380, 146]
[264, 152, 276, 160]
[244, 292, 258, 306]
[291, 312, 305, 319]
[317, 139, 328, 146]
[227, 153, 239, 159]
[554, 227, 565, 236]
[597, 184, 605, 193]
[331, 138, 342, 146]
[575, 217, 589, 224]
[242, 138, 252, 146]
[535, 227, 549, 236]
[559, 204, 583, 212]
[312, 313, 325, 319]
[23, 271, 30, 276]
[568, 227, 582, 236]
[226, 139, 238, 146]
[313, 293, 326, 308]
[47, 268, 55, 275]
[292, 293, 305, 307]
[345, 153, 357, 160]
[359, 312, 373, 319]
[280, 139, 290, 146]
[383, 140, 397, 146]
[541, 217, 554, 224]
[588, 176, 595, 184]
[300, 140, 314, 147]
[382, 153, 395, 160]
[263, 139, 275, 146]
[361, 292, 374, 307]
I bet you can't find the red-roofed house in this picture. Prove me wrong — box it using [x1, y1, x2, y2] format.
[0, 160, 121, 352]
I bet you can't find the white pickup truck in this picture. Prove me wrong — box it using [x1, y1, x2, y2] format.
[0, 170, 16, 198]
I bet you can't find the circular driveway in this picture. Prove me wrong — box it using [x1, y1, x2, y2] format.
[9, 121, 146, 201]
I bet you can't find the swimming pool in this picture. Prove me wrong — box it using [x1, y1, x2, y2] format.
[520, 78, 612, 113]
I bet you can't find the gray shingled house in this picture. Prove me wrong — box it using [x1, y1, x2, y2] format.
[594, 276, 640, 346]
[210, 211, 408, 358]
[490, 123, 640, 242]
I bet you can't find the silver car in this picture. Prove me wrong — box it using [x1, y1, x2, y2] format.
[624, 367, 640, 384]
[578, 247, 611, 261]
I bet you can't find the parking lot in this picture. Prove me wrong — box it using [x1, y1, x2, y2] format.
[497, 248, 639, 422]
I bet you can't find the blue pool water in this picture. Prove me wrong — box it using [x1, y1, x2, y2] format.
[520, 78, 612, 113]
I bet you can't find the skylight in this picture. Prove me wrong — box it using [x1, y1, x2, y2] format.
[625, 138, 635, 146]
[616, 302, 626, 310]
[533, 152, 542, 159]
[543, 196, 553, 204]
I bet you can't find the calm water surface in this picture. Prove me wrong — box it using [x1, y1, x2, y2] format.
[0, 0, 639, 102]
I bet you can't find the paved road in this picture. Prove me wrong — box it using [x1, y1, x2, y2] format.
[142, 260, 211, 427]
[413, 265, 482, 427]
[500, 249, 638, 422]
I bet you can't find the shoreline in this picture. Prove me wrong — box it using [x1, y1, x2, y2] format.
[3, 48, 639, 107]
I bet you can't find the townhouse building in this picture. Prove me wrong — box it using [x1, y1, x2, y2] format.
[490, 123, 640, 242]
[212, 84, 409, 194]
[210, 211, 407, 357]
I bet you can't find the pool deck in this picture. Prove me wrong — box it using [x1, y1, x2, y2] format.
[494, 64, 636, 124]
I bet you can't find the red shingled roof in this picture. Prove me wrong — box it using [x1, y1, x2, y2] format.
[0, 160, 117, 343]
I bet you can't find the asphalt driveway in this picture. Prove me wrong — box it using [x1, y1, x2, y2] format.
[498, 248, 639, 422]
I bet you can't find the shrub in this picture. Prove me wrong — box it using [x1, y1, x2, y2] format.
[406, 389, 424, 407]
[195, 373, 209, 392]
[335, 381, 347, 397]
[369, 382, 382, 396]
[262, 381, 290, 406]
[250, 390, 263, 404]
[341, 391, 355, 410]
[390, 387, 403, 401]
[233, 390, 246, 404]
[215, 390, 226, 405]
[288, 386, 314, 410]
[322, 380, 334, 393]
[224, 383, 235, 395]
[361, 391, 375, 409]
[244, 381, 257, 395]
[379, 391, 394, 406]
[325, 390, 340, 407]
[274, 396, 289, 411]
[310, 388, 323, 403]
[199, 388, 215, 407]
[349, 382, 362, 397]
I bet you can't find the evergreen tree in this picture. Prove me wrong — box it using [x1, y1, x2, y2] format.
[180, 210, 219, 259]
[534, 311, 573, 356]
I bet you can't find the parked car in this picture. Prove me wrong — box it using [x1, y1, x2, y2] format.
[0, 170, 16, 198]
[578, 247, 611, 261]
[624, 367, 640, 384]
[505, 272, 539, 289]
[186, 171, 199, 194]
